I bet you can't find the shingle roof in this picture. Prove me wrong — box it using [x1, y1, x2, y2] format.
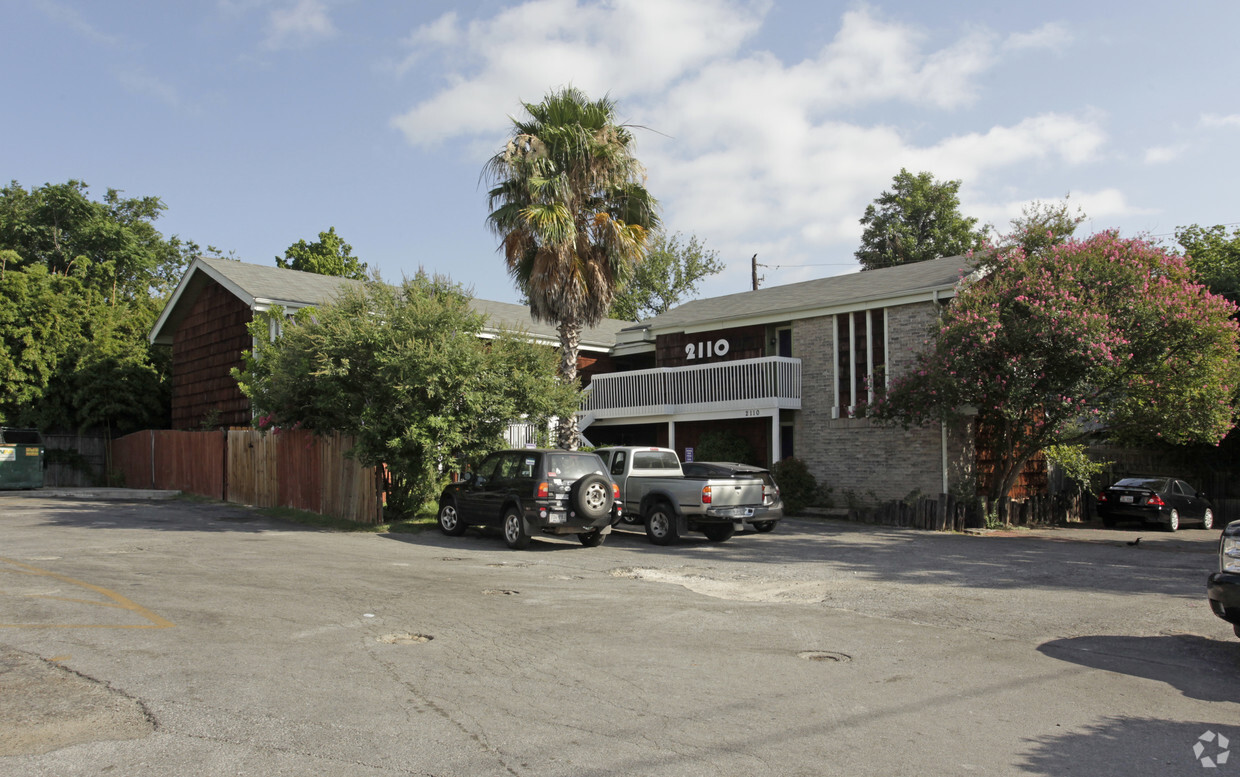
[627, 254, 977, 334]
[150, 257, 629, 349]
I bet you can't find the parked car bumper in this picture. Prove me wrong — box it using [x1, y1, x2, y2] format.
[1208, 571, 1240, 624]
[1098, 505, 1171, 525]
[526, 502, 621, 533]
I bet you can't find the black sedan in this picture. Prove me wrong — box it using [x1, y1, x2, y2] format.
[1096, 476, 1214, 532]
[1207, 519, 1240, 639]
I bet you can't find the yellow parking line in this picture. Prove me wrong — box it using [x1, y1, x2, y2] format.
[0, 557, 174, 629]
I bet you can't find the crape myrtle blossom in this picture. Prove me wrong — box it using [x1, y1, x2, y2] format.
[869, 231, 1240, 501]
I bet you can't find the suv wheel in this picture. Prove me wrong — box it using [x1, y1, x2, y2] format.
[438, 501, 467, 536]
[503, 507, 530, 549]
[578, 529, 605, 547]
[645, 503, 679, 546]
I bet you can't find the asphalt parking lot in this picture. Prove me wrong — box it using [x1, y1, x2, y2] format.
[1, 492, 1237, 776]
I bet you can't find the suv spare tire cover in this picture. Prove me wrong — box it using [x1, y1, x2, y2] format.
[571, 473, 614, 519]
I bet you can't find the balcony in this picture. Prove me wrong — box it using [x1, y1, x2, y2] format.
[581, 356, 801, 422]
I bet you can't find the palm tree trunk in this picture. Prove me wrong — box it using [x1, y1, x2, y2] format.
[556, 318, 582, 450]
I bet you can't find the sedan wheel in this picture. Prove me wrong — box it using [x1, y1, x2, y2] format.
[1203, 509, 1214, 530]
[1165, 509, 1179, 532]
[503, 508, 530, 549]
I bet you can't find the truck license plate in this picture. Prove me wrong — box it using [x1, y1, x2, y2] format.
[720, 508, 754, 518]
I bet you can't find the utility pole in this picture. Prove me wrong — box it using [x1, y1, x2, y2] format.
[751, 253, 764, 290]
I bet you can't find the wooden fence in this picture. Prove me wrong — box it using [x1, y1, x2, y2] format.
[42, 432, 108, 487]
[111, 429, 382, 524]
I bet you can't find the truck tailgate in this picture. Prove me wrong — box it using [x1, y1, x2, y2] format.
[705, 478, 765, 507]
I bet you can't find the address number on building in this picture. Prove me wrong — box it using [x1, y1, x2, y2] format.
[685, 339, 730, 360]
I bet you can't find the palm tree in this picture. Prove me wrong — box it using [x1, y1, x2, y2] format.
[485, 87, 659, 449]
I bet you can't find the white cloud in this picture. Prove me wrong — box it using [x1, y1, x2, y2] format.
[1144, 144, 1188, 164]
[264, 0, 336, 50]
[391, 0, 769, 144]
[1006, 22, 1071, 51]
[34, 0, 123, 48]
[1201, 113, 1240, 129]
[116, 67, 183, 110]
[390, 1, 1110, 286]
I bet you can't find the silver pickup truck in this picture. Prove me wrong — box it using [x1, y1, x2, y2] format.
[594, 446, 769, 545]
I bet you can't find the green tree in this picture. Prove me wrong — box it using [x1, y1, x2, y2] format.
[1002, 197, 1086, 256]
[1176, 223, 1240, 302]
[870, 232, 1240, 500]
[0, 180, 193, 300]
[484, 87, 660, 448]
[855, 169, 988, 271]
[609, 231, 724, 321]
[234, 273, 580, 515]
[275, 226, 368, 279]
[0, 180, 194, 432]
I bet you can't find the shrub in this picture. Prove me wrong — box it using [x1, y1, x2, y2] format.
[772, 457, 818, 515]
[693, 429, 755, 464]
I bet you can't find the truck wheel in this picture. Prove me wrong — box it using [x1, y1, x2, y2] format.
[578, 529, 605, 547]
[703, 524, 734, 542]
[503, 507, 530, 549]
[645, 503, 679, 545]
[438, 500, 467, 536]
[571, 474, 613, 520]
[752, 521, 776, 533]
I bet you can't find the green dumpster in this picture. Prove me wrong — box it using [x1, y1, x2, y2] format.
[0, 428, 44, 490]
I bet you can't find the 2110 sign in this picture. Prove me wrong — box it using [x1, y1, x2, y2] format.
[685, 339, 730, 360]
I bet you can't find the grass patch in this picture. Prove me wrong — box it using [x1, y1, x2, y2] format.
[254, 505, 438, 533]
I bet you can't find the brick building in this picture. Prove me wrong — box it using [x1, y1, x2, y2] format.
[580, 255, 980, 503]
[154, 254, 983, 502]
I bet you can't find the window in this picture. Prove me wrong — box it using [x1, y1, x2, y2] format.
[835, 308, 887, 416]
[609, 450, 627, 476]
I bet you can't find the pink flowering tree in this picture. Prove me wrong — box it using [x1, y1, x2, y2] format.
[869, 231, 1240, 501]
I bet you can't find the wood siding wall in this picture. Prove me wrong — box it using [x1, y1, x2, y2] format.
[171, 280, 253, 430]
[656, 324, 767, 367]
[111, 429, 382, 524]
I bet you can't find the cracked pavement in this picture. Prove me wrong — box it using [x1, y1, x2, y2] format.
[1, 493, 1237, 776]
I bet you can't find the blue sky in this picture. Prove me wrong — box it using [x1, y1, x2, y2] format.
[5, 0, 1239, 305]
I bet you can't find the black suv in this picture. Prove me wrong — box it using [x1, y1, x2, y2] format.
[437, 449, 622, 549]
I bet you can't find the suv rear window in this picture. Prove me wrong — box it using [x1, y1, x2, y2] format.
[547, 453, 606, 480]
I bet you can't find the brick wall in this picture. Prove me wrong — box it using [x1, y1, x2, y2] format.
[794, 301, 974, 504]
[170, 280, 253, 430]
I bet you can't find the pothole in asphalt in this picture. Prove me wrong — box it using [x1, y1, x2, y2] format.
[482, 589, 520, 596]
[798, 651, 852, 663]
[377, 633, 433, 645]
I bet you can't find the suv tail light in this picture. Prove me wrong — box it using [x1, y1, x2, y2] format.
[702, 485, 712, 504]
[537, 482, 549, 498]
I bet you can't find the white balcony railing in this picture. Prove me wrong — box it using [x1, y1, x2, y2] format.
[581, 356, 801, 421]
